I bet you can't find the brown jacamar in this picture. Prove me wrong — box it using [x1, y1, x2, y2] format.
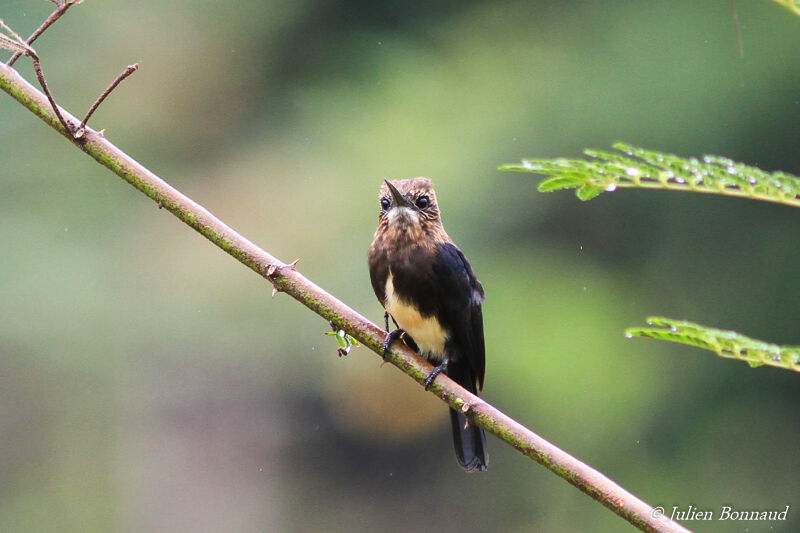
[368, 177, 488, 472]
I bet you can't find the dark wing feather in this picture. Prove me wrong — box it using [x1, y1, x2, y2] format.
[367, 245, 389, 304]
[433, 243, 486, 390]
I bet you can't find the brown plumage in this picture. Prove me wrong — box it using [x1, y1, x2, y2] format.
[368, 177, 488, 472]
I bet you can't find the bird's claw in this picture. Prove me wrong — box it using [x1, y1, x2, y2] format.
[424, 359, 449, 391]
[382, 328, 405, 359]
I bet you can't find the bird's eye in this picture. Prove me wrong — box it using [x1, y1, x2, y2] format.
[380, 197, 390, 211]
[415, 196, 429, 209]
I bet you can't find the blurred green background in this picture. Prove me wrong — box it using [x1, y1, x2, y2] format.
[2, 1, 799, 531]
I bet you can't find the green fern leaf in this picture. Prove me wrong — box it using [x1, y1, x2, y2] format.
[626, 317, 800, 373]
[501, 143, 800, 207]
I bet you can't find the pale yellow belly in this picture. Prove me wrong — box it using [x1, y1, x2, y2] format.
[384, 273, 447, 360]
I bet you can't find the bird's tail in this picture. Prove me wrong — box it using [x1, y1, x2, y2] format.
[447, 361, 488, 472]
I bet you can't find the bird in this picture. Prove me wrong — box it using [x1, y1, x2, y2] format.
[368, 177, 488, 472]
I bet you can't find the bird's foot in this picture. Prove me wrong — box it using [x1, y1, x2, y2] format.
[382, 328, 405, 359]
[424, 358, 449, 390]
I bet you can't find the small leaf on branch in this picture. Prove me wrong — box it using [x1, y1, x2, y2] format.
[626, 317, 800, 373]
[326, 328, 360, 357]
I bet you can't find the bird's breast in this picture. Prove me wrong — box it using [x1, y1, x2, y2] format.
[384, 273, 447, 361]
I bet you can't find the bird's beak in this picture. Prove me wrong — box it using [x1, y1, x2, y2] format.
[384, 179, 415, 209]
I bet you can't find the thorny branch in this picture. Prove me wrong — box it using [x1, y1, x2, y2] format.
[0, 8, 691, 533]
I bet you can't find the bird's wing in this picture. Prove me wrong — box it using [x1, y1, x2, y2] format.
[368, 245, 389, 304]
[433, 243, 486, 390]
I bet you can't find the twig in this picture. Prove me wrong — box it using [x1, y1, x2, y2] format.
[4, 9, 137, 140]
[6, 1, 76, 67]
[0, 61, 691, 533]
[30, 54, 72, 134]
[1, 19, 72, 134]
[0, 32, 28, 55]
[0, 18, 28, 48]
[75, 63, 139, 138]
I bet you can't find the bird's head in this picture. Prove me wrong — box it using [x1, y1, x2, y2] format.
[377, 178, 442, 232]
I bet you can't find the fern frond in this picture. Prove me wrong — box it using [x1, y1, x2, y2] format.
[500, 143, 800, 206]
[626, 317, 800, 372]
